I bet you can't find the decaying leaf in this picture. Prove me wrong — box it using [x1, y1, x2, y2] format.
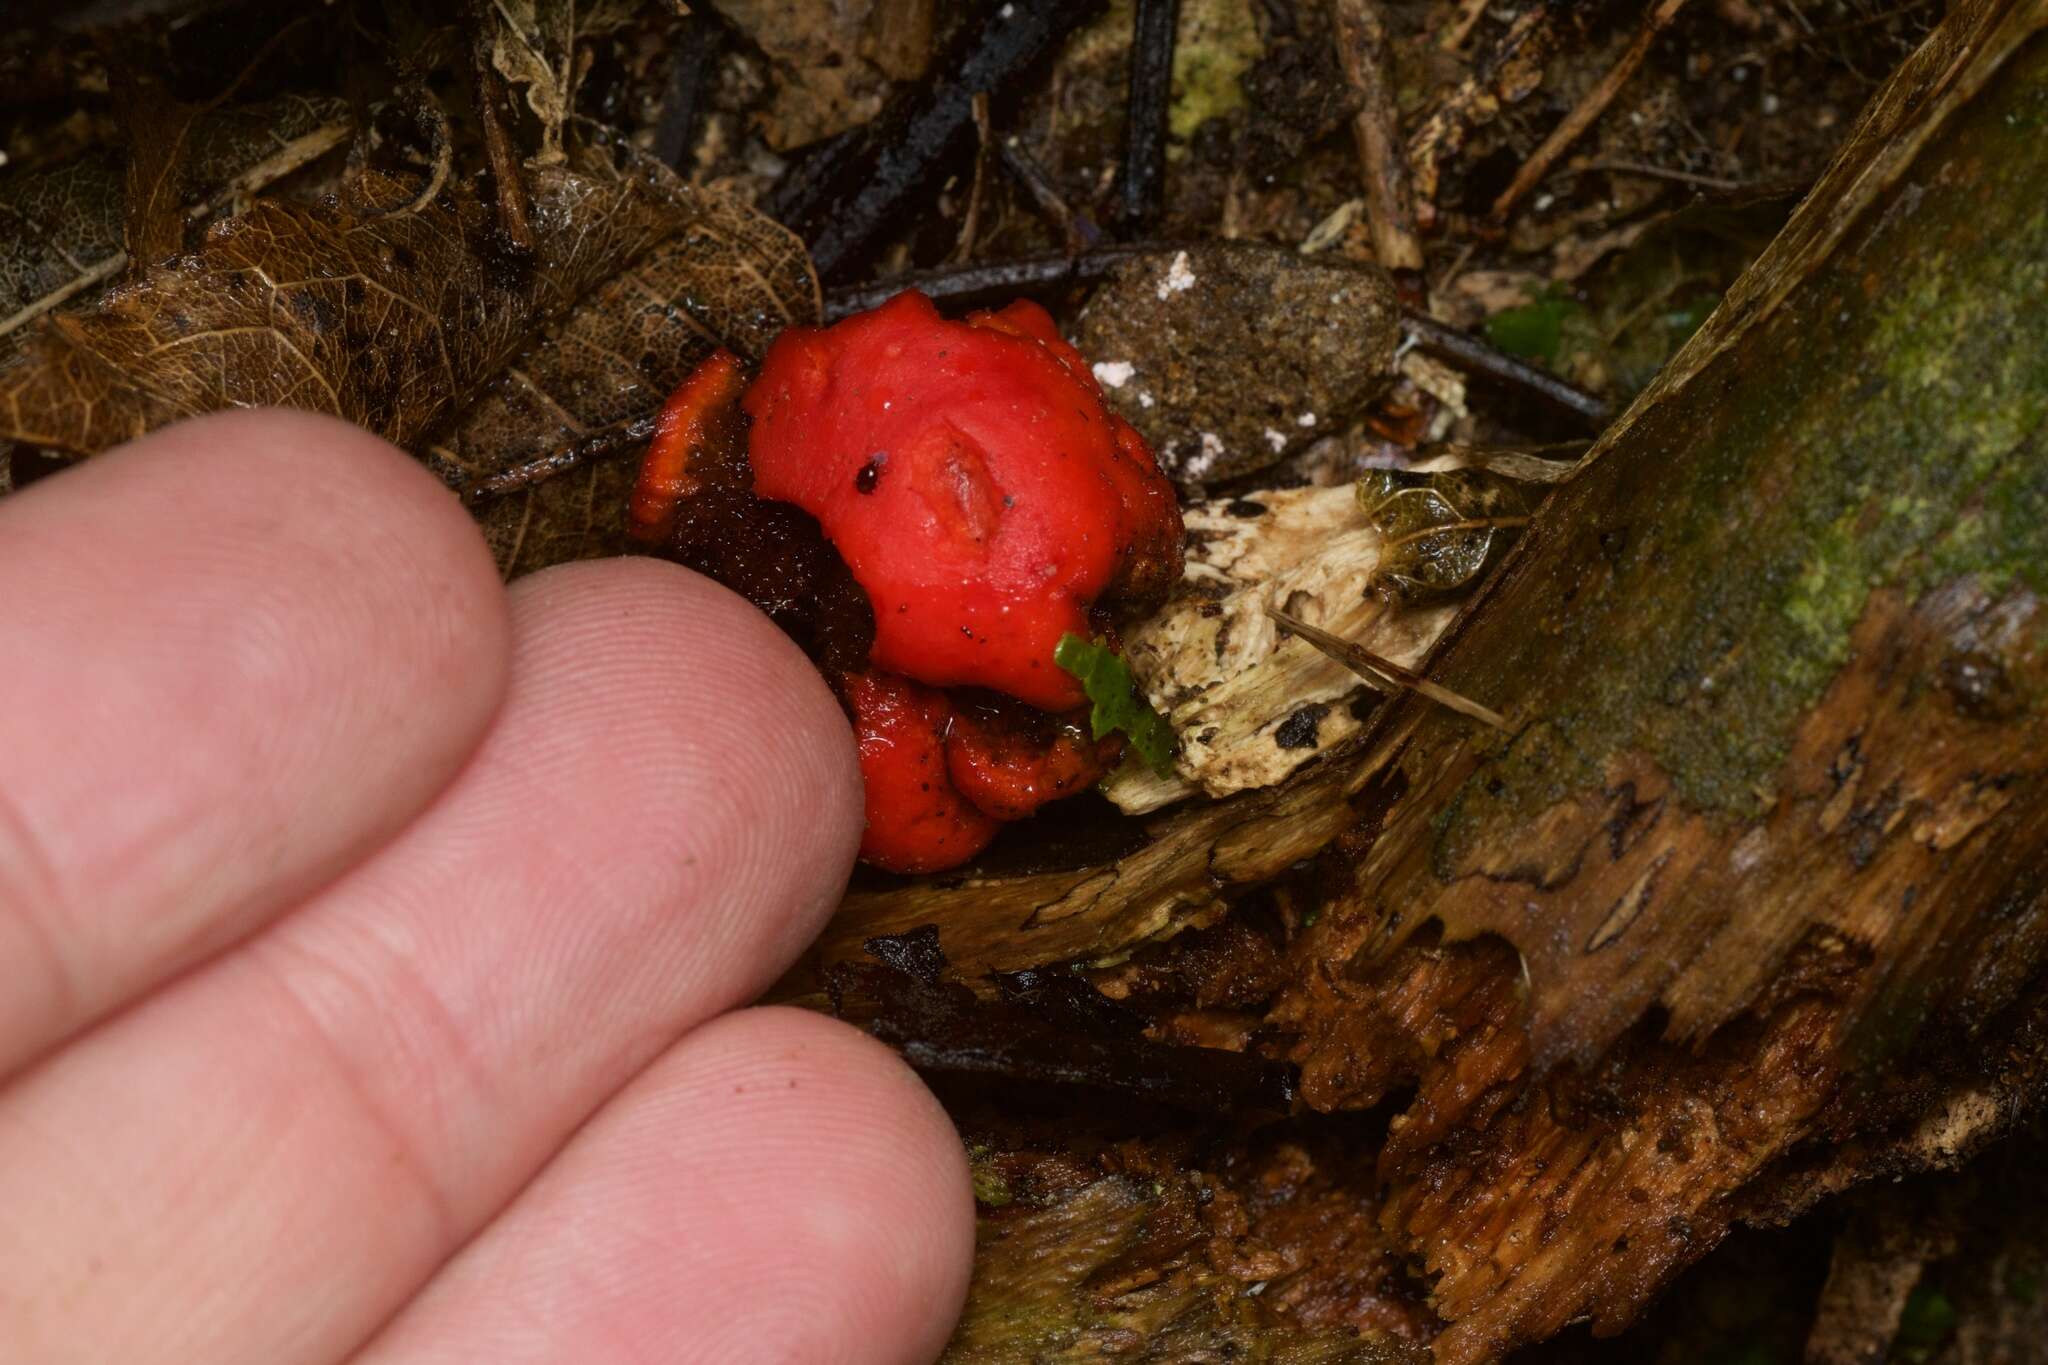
[486, 0, 649, 164]
[0, 161, 682, 458]
[0, 93, 350, 352]
[429, 145, 820, 576]
[114, 73, 209, 273]
[1354, 467, 1528, 600]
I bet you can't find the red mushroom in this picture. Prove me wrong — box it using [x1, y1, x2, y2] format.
[633, 293, 1184, 874]
[839, 670, 1000, 874]
[944, 697, 1122, 822]
[744, 291, 1182, 711]
[629, 348, 748, 544]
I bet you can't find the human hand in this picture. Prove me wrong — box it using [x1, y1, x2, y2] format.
[0, 410, 974, 1363]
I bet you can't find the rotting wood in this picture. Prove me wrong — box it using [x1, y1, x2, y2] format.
[1276, 6, 2048, 1358]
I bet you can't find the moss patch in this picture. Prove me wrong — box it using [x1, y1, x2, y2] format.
[1169, 0, 1259, 140]
[1433, 37, 2048, 864]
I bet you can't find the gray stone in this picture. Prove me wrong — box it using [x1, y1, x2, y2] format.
[1073, 243, 1398, 487]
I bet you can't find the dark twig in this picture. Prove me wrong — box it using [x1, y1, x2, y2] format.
[998, 135, 1100, 251]
[462, 415, 657, 503]
[764, 127, 865, 225]
[1120, 0, 1180, 229]
[1491, 0, 1695, 221]
[650, 12, 724, 173]
[1329, 0, 1423, 275]
[464, 1, 536, 254]
[825, 247, 1611, 428]
[823, 246, 1152, 319]
[1400, 309, 1612, 428]
[777, 0, 1106, 280]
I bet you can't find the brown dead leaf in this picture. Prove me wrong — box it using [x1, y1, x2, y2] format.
[0, 125, 817, 581]
[0, 94, 350, 352]
[114, 73, 208, 272]
[430, 146, 820, 575]
[487, 0, 649, 164]
[0, 160, 686, 457]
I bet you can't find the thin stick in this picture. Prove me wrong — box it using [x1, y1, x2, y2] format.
[1491, 0, 1695, 221]
[823, 245, 1153, 318]
[1400, 309, 1611, 427]
[1266, 605, 1510, 731]
[463, 414, 656, 503]
[1329, 0, 1423, 274]
[998, 135, 1097, 251]
[950, 93, 993, 263]
[1573, 157, 1748, 191]
[465, 0, 536, 253]
[1120, 0, 1180, 228]
[824, 248, 1610, 427]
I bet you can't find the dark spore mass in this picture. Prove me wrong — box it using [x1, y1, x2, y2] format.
[1274, 703, 1329, 750]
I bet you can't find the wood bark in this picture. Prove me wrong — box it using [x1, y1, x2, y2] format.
[809, 4, 2048, 1360]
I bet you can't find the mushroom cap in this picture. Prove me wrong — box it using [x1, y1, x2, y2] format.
[747, 291, 1180, 711]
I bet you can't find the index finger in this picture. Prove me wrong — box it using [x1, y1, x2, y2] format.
[0, 409, 511, 1076]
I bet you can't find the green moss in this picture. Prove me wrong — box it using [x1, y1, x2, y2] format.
[1893, 1284, 1958, 1361]
[1433, 39, 2048, 864]
[1168, 0, 1259, 139]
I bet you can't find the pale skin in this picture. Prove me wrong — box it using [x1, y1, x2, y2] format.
[0, 409, 975, 1363]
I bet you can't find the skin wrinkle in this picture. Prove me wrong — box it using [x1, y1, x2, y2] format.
[246, 953, 468, 1256]
[0, 776, 81, 1046]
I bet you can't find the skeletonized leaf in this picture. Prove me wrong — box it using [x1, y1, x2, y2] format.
[0, 94, 349, 350]
[430, 147, 820, 576]
[488, 0, 647, 164]
[0, 161, 687, 457]
[1355, 467, 1528, 599]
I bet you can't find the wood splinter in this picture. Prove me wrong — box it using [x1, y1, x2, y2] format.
[1266, 604, 1511, 731]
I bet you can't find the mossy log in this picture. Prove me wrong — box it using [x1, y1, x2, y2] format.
[822, 4, 2048, 1360]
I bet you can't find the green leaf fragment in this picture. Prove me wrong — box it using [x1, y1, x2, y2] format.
[1895, 1284, 1958, 1361]
[1053, 634, 1177, 778]
[1485, 286, 1583, 362]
